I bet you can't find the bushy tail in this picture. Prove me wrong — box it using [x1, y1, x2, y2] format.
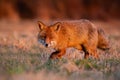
[97, 28, 110, 50]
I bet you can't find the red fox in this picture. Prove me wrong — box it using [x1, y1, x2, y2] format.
[37, 20, 109, 59]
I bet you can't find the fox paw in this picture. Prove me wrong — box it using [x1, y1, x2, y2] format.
[49, 54, 61, 59]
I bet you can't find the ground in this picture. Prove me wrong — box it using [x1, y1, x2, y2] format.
[0, 20, 120, 80]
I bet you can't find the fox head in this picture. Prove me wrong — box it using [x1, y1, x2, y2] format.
[37, 21, 61, 48]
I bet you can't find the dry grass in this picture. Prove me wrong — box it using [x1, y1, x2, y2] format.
[0, 20, 120, 80]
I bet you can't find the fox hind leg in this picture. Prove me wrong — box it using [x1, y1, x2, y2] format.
[81, 44, 90, 59]
[82, 40, 99, 59]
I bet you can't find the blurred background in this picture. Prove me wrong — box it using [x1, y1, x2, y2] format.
[0, 0, 120, 21]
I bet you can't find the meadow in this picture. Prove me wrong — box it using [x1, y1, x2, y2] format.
[0, 20, 120, 80]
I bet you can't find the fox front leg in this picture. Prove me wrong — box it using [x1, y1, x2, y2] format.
[49, 49, 66, 59]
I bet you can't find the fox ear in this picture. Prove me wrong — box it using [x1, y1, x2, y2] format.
[38, 21, 45, 30]
[53, 22, 61, 32]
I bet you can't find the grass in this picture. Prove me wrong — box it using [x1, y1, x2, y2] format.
[0, 48, 119, 80]
[0, 20, 120, 80]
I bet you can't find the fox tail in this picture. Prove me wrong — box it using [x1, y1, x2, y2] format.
[97, 28, 110, 50]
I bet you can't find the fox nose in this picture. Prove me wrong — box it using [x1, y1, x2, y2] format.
[45, 44, 48, 47]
